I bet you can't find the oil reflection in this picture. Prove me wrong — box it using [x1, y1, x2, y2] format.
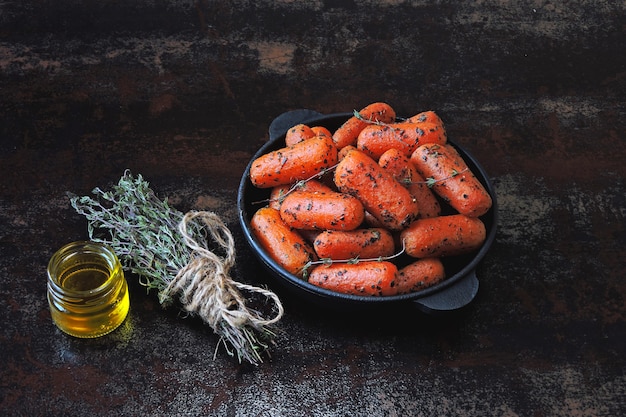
[52, 311, 136, 365]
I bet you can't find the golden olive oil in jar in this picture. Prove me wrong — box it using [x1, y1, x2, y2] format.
[47, 241, 130, 338]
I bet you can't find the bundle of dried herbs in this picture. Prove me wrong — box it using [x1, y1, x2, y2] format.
[69, 170, 283, 365]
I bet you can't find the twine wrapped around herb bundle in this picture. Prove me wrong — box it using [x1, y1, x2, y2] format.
[69, 170, 284, 365]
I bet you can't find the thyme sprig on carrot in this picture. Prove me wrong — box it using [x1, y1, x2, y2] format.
[353, 109, 396, 126]
[252, 163, 339, 206]
[301, 240, 407, 278]
[393, 167, 468, 188]
[422, 168, 468, 188]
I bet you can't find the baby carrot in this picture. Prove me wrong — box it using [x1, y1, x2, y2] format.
[334, 148, 419, 231]
[400, 214, 486, 258]
[378, 147, 414, 183]
[308, 261, 398, 296]
[406, 110, 445, 127]
[279, 190, 365, 231]
[378, 148, 441, 218]
[338, 145, 358, 161]
[395, 258, 446, 294]
[332, 102, 396, 149]
[250, 136, 338, 188]
[411, 143, 492, 217]
[268, 185, 289, 210]
[313, 228, 395, 260]
[408, 171, 443, 219]
[250, 207, 317, 277]
[285, 123, 316, 147]
[311, 126, 332, 138]
[296, 179, 335, 193]
[268, 179, 334, 209]
[357, 121, 447, 160]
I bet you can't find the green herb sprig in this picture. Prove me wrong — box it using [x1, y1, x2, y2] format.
[301, 240, 407, 278]
[69, 170, 283, 365]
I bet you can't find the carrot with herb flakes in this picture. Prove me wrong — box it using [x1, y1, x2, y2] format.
[311, 126, 332, 138]
[400, 214, 486, 258]
[378, 147, 414, 182]
[268, 179, 334, 210]
[406, 110, 445, 128]
[313, 228, 395, 260]
[279, 190, 365, 231]
[285, 123, 316, 147]
[379, 148, 441, 218]
[338, 145, 358, 161]
[250, 207, 317, 277]
[357, 121, 447, 160]
[395, 258, 445, 294]
[250, 136, 338, 188]
[334, 148, 419, 231]
[308, 261, 398, 296]
[332, 102, 396, 149]
[268, 185, 288, 210]
[411, 143, 492, 217]
[296, 178, 335, 193]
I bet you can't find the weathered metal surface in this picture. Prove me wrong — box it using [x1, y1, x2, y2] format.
[1, 1, 625, 416]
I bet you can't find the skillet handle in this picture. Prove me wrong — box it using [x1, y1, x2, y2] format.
[412, 271, 479, 314]
[269, 109, 324, 141]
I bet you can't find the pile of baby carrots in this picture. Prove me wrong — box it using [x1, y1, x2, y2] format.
[248, 102, 492, 297]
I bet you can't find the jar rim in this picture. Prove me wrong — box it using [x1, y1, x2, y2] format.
[47, 240, 122, 296]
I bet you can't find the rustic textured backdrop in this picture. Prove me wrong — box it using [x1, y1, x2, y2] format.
[1, 1, 625, 416]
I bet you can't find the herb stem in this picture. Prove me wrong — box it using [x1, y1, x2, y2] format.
[70, 170, 283, 365]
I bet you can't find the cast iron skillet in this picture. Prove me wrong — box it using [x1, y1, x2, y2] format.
[237, 110, 498, 314]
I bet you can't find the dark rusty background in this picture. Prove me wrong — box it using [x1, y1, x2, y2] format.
[1, 1, 625, 416]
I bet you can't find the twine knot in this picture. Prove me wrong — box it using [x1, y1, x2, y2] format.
[161, 210, 284, 364]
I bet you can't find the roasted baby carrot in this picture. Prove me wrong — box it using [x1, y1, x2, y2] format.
[285, 123, 316, 147]
[395, 258, 445, 294]
[378, 147, 414, 183]
[268, 185, 289, 210]
[411, 143, 492, 217]
[279, 190, 365, 231]
[400, 214, 486, 258]
[311, 126, 332, 138]
[250, 207, 317, 277]
[313, 228, 395, 260]
[268, 179, 334, 209]
[356, 121, 447, 160]
[406, 110, 445, 127]
[250, 136, 338, 188]
[338, 145, 358, 161]
[332, 102, 396, 149]
[408, 171, 443, 219]
[378, 148, 441, 218]
[308, 261, 398, 296]
[334, 148, 419, 231]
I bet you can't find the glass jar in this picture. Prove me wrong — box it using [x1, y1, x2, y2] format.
[47, 241, 130, 338]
